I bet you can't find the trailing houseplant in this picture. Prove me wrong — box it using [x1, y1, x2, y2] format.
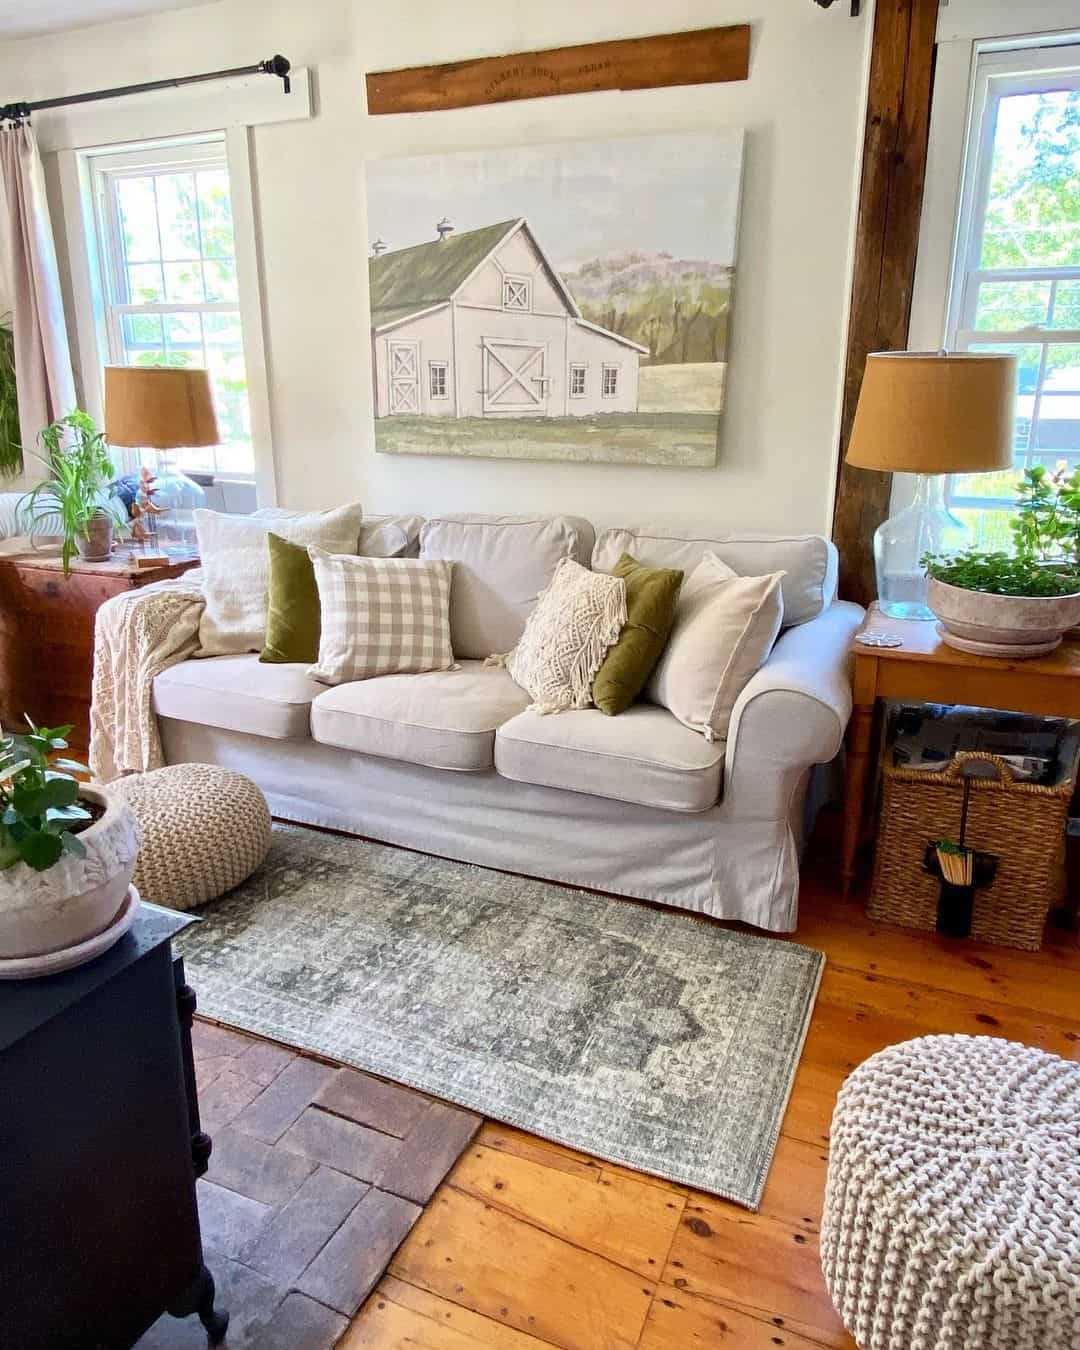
[18, 409, 129, 575]
[921, 549, 1080, 598]
[0, 716, 140, 965]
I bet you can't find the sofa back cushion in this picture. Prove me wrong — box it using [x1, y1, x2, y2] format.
[359, 513, 425, 558]
[592, 526, 837, 627]
[420, 514, 595, 659]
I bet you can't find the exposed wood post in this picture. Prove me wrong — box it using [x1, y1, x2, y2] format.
[831, 0, 940, 607]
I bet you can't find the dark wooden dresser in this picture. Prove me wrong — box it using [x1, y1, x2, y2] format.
[0, 905, 228, 1349]
[0, 548, 199, 749]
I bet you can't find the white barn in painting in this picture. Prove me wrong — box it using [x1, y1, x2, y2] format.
[370, 218, 647, 420]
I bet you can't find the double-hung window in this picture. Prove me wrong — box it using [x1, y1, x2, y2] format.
[89, 138, 254, 476]
[945, 44, 1080, 543]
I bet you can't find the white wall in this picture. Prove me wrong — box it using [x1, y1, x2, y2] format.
[0, 0, 872, 535]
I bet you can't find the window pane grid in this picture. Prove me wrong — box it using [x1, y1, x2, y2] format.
[945, 74, 1080, 536]
[99, 148, 252, 476]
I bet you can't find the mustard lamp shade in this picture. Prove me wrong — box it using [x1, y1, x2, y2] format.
[104, 365, 220, 449]
[846, 351, 1016, 474]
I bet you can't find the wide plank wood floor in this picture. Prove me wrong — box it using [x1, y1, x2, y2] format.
[340, 826, 1080, 1350]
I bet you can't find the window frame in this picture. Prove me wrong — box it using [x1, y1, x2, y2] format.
[61, 129, 276, 499]
[502, 275, 532, 312]
[428, 360, 449, 400]
[943, 43, 1080, 512]
[569, 363, 587, 397]
[601, 364, 619, 398]
[89, 139, 250, 478]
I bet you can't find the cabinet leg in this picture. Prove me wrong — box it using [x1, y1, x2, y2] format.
[841, 703, 875, 894]
[169, 1263, 229, 1347]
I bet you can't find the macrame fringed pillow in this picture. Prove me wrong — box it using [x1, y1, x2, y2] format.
[487, 558, 626, 715]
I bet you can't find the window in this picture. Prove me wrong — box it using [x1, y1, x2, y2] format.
[89, 139, 254, 476]
[502, 275, 531, 311]
[429, 361, 449, 399]
[602, 364, 619, 398]
[569, 364, 587, 397]
[944, 45, 1080, 546]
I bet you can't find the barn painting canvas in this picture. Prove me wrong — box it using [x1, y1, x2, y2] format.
[365, 129, 743, 466]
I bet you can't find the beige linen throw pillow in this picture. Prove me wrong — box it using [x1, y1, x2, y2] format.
[307, 550, 454, 683]
[195, 502, 364, 656]
[647, 551, 786, 741]
[493, 557, 626, 714]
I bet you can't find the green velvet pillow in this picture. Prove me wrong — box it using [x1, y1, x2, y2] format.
[592, 552, 684, 716]
[260, 531, 321, 664]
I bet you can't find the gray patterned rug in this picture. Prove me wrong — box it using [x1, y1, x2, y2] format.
[178, 824, 823, 1208]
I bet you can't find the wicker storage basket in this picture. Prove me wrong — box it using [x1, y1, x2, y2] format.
[868, 751, 1072, 950]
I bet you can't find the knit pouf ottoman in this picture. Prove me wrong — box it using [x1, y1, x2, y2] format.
[821, 1035, 1080, 1350]
[111, 763, 272, 910]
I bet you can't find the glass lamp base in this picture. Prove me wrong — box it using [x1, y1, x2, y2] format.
[873, 474, 969, 622]
[878, 599, 936, 622]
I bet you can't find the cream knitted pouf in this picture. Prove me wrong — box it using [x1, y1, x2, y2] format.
[821, 1035, 1080, 1350]
[111, 763, 272, 911]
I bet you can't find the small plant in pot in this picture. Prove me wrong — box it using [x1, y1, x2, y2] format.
[19, 409, 129, 576]
[0, 720, 140, 968]
[922, 550, 1080, 658]
[922, 463, 1080, 658]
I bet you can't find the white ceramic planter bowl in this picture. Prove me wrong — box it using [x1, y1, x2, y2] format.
[0, 785, 141, 960]
[928, 577, 1080, 658]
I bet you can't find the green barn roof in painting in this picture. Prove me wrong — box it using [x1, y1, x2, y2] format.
[369, 219, 521, 329]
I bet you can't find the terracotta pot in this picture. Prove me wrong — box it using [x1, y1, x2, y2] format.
[76, 510, 114, 562]
[0, 785, 141, 959]
[928, 576, 1080, 658]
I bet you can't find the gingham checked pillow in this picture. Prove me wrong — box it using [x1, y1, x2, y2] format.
[307, 548, 454, 683]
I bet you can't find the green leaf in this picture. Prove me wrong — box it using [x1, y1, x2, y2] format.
[45, 804, 91, 823]
[60, 832, 87, 858]
[42, 777, 80, 810]
[15, 828, 64, 871]
[52, 758, 89, 775]
[11, 784, 49, 819]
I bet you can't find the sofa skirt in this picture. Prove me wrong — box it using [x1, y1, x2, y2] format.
[159, 719, 814, 932]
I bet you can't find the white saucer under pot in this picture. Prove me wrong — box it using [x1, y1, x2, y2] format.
[0, 785, 141, 962]
[0, 886, 141, 980]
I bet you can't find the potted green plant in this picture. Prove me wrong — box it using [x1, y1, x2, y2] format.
[0, 720, 139, 966]
[18, 409, 129, 575]
[923, 550, 1080, 657]
[0, 315, 20, 479]
[923, 464, 1080, 657]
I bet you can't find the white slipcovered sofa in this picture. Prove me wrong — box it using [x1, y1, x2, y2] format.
[153, 513, 863, 932]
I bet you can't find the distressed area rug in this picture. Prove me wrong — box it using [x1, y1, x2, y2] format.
[178, 824, 823, 1208]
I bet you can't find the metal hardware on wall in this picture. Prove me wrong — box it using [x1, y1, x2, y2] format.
[0, 55, 292, 123]
[814, 0, 862, 14]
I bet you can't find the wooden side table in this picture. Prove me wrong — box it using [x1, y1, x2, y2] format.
[842, 604, 1080, 892]
[0, 547, 198, 749]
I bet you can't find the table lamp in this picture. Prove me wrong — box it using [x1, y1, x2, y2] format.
[845, 351, 1016, 619]
[104, 366, 219, 557]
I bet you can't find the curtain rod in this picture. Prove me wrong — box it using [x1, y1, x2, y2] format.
[0, 54, 291, 123]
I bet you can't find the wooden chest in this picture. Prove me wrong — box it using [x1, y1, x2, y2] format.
[0, 548, 199, 750]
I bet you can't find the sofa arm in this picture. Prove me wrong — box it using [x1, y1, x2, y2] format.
[721, 600, 864, 820]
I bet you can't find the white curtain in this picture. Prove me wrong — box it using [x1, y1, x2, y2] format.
[0, 119, 77, 465]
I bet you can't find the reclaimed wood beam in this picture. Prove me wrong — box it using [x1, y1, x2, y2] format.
[831, 0, 940, 608]
[365, 25, 751, 116]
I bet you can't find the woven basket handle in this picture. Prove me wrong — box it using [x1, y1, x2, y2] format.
[940, 751, 1017, 785]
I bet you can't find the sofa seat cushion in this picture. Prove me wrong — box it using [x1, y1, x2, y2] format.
[152, 655, 324, 739]
[495, 706, 724, 813]
[310, 660, 530, 772]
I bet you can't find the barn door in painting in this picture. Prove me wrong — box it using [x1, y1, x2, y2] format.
[388, 341, 420, 414]
[482, 339, 550, 415]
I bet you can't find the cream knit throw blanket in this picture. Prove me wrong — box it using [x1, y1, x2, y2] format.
[90, 575, 206, 782]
